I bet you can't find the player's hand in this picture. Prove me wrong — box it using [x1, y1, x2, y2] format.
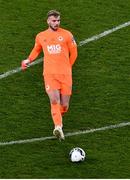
[21, 59, 30, 70]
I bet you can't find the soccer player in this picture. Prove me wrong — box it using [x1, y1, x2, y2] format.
[21, 10, 77, 140]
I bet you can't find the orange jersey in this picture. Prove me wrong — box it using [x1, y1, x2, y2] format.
[28, 28, 77, 75]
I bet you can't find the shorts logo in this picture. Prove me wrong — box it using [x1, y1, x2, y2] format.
[46, 85, 50, 91]
[47, 44, 61, 54]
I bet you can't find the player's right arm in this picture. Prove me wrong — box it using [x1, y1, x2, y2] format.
[21, 35, 42, 70]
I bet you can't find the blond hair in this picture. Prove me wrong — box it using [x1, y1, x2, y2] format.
[47, 10, 60, 18]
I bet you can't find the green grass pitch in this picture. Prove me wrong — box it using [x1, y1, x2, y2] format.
[0, 0, 130, 178]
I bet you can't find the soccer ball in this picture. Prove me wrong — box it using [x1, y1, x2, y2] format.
[69, 147, 86, 162]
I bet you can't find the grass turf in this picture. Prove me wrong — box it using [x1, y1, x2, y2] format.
[0, 0, 130, 178]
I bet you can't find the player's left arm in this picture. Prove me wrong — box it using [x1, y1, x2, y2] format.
[67, 33, 78, 66]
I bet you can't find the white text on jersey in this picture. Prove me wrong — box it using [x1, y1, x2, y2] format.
[47, 44, 61, 54]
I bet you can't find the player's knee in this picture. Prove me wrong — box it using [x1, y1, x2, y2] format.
[51, 97, 60, 105]
[51, 99, 58, 104]
[48, 91, 60, 105]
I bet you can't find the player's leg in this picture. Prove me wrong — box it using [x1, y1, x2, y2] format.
[44, 75, 64, 140]
[47, 89, 62, 127]
[47, 89, 65, 140]
[60, 75, 72, 116]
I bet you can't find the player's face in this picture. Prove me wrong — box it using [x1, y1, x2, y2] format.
[47, 16, 60, 31]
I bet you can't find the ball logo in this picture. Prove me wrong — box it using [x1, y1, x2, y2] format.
[47, 44, 61, 54]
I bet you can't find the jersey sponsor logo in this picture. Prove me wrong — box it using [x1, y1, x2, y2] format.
[47, 44, 61, 54]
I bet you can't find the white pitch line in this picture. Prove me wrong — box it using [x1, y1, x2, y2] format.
[0, 58, 43, 79]
[0, 122, 130, 146]
[78, 21, 130, 46]
[0, 20, 130, 80]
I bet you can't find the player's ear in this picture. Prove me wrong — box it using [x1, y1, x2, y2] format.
[47, 18, 50, 25]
